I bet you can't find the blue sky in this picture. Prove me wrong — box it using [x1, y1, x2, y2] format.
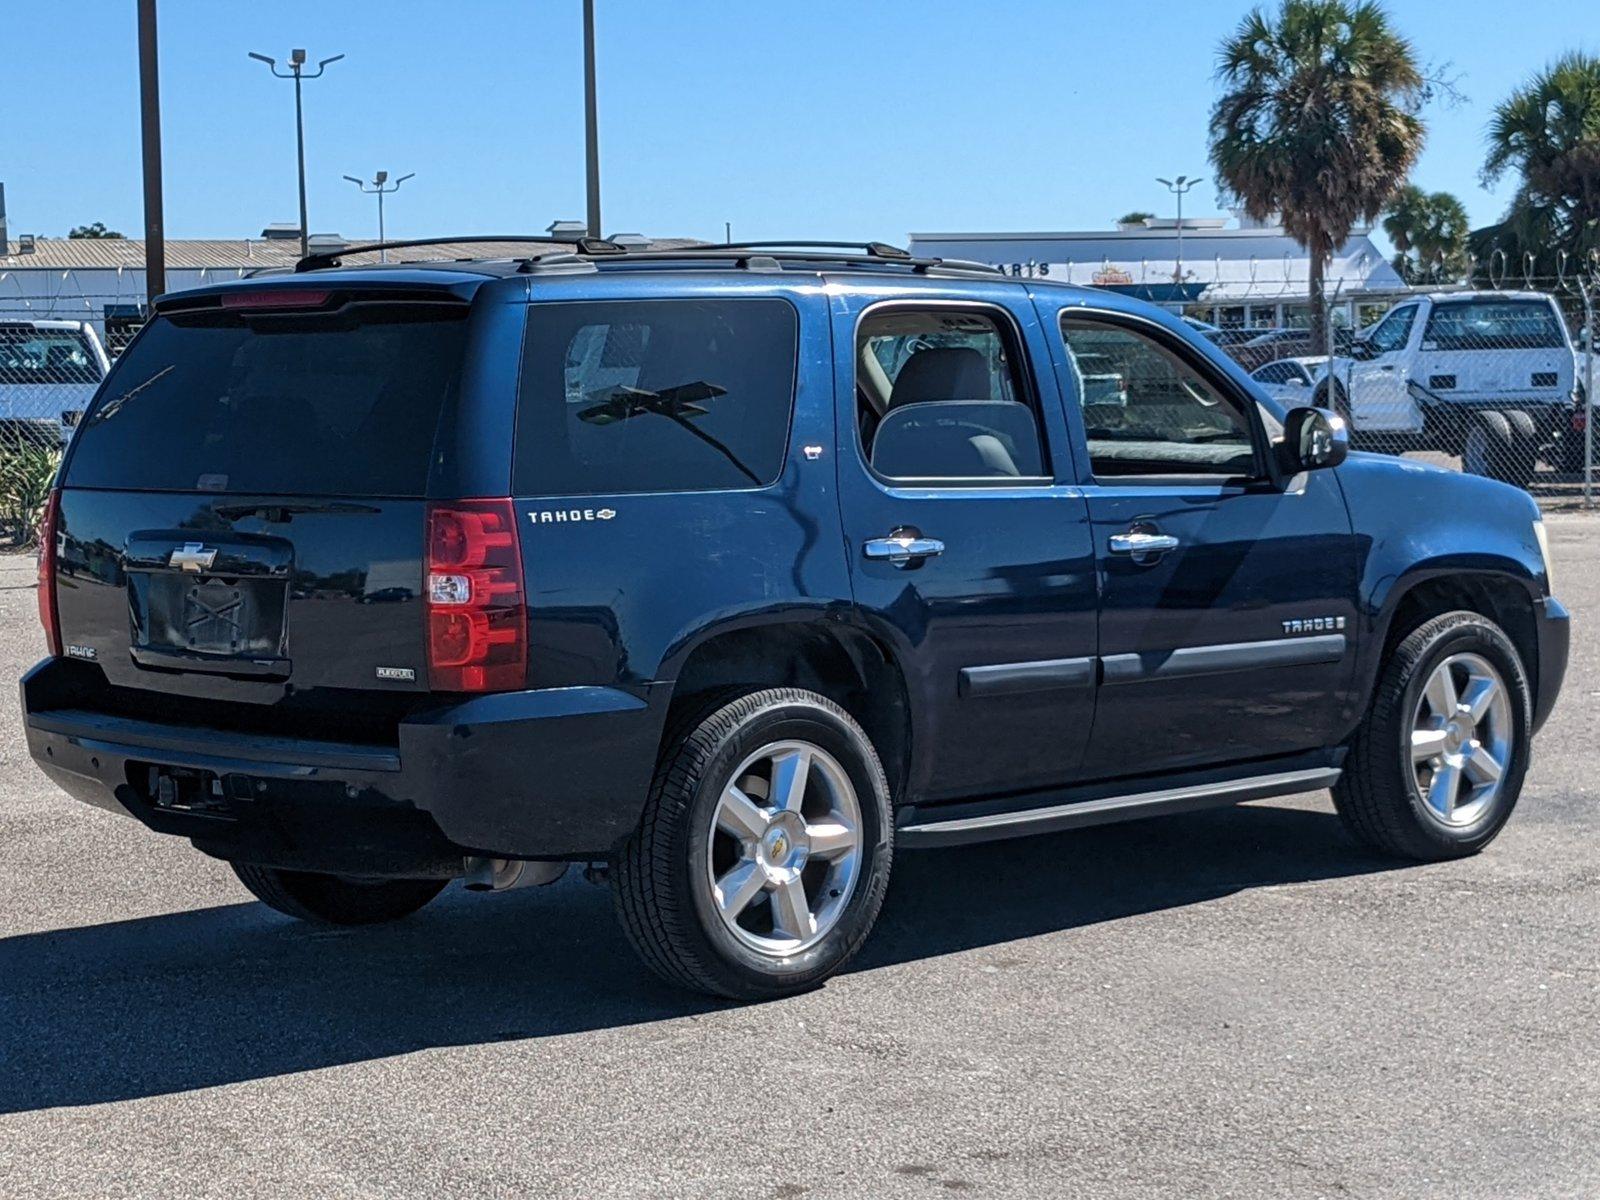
[0, 1, 1587, 247]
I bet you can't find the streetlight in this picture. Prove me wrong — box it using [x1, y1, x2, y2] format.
[1157, 174, 1204, 284]
[249, 48, 345, 258]
[343, 171, 414, 261]
[583, 0, 601, 238]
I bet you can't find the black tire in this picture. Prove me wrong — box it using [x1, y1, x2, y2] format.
[1501, 409, 1539, 486]
[1462, 410, 1525, 485]
[612, 687, 893, 1000]
[232, 863, 447, 925]
[1333, 611, 1531, 861]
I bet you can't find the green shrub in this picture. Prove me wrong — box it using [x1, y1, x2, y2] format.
[0, 441, 62, 546]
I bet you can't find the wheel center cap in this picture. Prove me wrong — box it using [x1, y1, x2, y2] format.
[761, 813, 808, 870]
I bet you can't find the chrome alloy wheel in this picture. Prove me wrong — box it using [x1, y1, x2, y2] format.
[1410, 652, 1513, 827]
[706, 740, 863, 956]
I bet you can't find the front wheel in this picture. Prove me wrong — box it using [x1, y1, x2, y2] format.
[1333, 611, 1530, 861]
[612, 688, 893, 999]
[232, 863, 447, 925]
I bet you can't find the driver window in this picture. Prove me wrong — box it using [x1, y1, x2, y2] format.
[856, 308, 1048, 482]
[1061, 317, 1257, 479]
[1366, 306, 1416, 354]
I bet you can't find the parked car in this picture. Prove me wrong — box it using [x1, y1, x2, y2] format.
[1318, 291, 1577, 487]
[1181, 314, 1223, 341]
[1232, 327, 1354, 372]
[0, 319, 110, 446]
[1249, 355, 1328, 403]
[23, 237, 1568, 1000]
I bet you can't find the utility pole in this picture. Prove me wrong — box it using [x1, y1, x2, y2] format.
[137, 0, 165, 304]
[249, 48, 345, 258]
[583, 0, 602, 238]
[1157, 174, 1203, 287]
[343, 172, 414, 261]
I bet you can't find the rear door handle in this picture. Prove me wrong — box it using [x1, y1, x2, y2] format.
[864, 532, 945, 566]
[1108, 531, 1180, 555]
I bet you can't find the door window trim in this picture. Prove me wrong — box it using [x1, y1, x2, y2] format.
[1056, 307, 1275, 487]
[850, 298, 1057, 491]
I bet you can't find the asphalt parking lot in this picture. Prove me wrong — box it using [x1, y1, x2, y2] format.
[1, 517, 1597, 1200]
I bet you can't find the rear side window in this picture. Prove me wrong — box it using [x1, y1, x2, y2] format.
[1423, 301, 1567, 351]
[514, 299, 797, 495]
[64, 304, 468, 496]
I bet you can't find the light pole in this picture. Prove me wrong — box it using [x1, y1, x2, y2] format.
[249, 48, 345, 258]
[583, 0, 602, 238]
[1157, 174, 1204, 285]
[343, 171, 414, 261]
[137, 0, 165, 304]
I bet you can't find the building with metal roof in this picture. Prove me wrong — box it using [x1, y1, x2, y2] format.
[908, 215, 1409, 330]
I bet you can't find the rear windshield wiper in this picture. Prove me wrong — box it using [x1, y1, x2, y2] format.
[85, 365, 174, 427]
[576, 380, 763, 485]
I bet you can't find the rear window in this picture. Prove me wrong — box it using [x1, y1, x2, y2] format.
[514, 298, 797, 495]
[64, 303, 467, 496]
[1423, 301, 1567, 351]
[0, 327, 102, 386]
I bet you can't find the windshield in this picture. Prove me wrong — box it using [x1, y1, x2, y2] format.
[1423, 301, 1567, 352]
[0, 328, 102, 386]
[64, 304, 468, 496]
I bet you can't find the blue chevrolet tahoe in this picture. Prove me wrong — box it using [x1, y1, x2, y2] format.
[22, 238, 1570, 999]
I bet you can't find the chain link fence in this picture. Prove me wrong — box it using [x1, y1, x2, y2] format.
[0, 302, 124, 543]
[1185, 274, 1599, 511]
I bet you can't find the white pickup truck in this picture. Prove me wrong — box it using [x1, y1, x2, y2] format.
[0, 319, 111, 447]
[1316, 291, 1577, 487]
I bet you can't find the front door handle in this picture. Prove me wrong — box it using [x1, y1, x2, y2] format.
[1108, 531, 1180, 555]
[864, 531, 945, 567]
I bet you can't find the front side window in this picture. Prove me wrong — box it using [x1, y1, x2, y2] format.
[1252, 362, 1294, 385]
[1422, 300, 1567, 351]
[855, 308, 1047, 482]
[1062, 317, 1256, 478]
[514, 299, 797, 495]
[1366, 306, 1417, 354]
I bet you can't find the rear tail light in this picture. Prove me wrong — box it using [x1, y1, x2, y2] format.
[37, 489, 61, 657]
[425, 499, 526, 692]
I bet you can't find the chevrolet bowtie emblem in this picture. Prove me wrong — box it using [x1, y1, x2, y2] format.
[169, 542, 218, 573]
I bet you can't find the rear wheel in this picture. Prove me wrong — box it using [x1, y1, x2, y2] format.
[612, 688, 893, 1000]
[1334, 611, 1530, 861]
[1462, 410, 1533, 487]
[232, 863, 447, 925]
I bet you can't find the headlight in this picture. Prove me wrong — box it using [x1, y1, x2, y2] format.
[1534, 519, 1553, 591]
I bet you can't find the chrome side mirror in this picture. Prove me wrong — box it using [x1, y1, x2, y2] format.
[1282, 406, 1348, 473]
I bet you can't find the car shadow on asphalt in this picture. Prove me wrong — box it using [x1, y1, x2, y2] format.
[0, 801, 1402, 1113]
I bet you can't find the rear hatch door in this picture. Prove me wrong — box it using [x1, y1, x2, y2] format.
[52, 285, 476, 715]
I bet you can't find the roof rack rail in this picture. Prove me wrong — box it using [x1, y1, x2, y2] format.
[711, 240, 914, 260]
[603, 248, 1002, 277]
[294, 234, 623, 273]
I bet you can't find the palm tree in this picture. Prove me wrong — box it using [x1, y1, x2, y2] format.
[1483, 53, 1600, 278]
[1210, 0, 1426, 349]
[1383, 185, 1470, 283]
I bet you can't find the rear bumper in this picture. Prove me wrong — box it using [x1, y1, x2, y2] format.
[21, 659, 665, 872]
[1533, 596, 1570, 734]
